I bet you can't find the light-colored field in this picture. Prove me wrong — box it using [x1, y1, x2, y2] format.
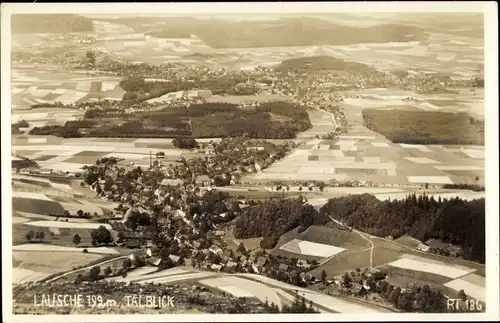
[13, 250, 103, 283]
[407, 176, 454, 184]
[12, 191, 54, 202]
[128, 267, 190, 282]
[235, 273, 313, 294]
[388, 255, 475, 279]
[136, 272, 215, 285]
[363, 157, 381, 163]
[371, 142, 390, 147]
[27, 137, 48, 144]
[299, 290, 386, 313]
[14, 211, 60, 221]
[279, 239, 346, 258]
[24, 221, 113, 230]
[404, 157, 440, 164]
[444, 277, 485, 302]
[460, 273, 486, 286]
[13, 244, 119, 255]
[13, 216, 30, 224]
[201, 276, 283, 308]
[461, 149, 484, 159]
[13, 268, 51, 284]
[49, 182, 74, 191]
[433, 165, 483, 171]
[14, 250, 102, 270]
[399, 144, 432, 152]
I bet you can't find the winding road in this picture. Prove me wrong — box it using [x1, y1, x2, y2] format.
[44, 255, 128, 283]
[327, 215, 375, 269]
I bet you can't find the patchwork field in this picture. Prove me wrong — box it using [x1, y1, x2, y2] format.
[12, 68, 124, 110]
[12, 135, 201, 172]
[250, 98, 483, 186]
[343, 87, 484, 120]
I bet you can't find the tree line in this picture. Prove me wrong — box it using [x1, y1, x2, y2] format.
[319, 194, 485, 263]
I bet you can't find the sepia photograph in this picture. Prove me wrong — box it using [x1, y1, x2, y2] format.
[1, 2, 498, 322]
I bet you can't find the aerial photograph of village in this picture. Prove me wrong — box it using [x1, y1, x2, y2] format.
[8, 8, 489, 316]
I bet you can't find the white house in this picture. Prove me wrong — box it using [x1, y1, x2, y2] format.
[417, 244, 430, 252]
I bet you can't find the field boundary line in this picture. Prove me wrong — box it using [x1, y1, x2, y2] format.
[44, 255, 128, 283]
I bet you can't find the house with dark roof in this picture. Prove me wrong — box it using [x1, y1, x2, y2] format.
[279, 263, 289, 271]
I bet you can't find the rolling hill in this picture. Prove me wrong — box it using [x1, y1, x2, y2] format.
[11, 14, 94, 34]
[127, 17, 426, 48]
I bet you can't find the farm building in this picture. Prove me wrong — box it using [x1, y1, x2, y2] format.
[169, 254, 181, 264]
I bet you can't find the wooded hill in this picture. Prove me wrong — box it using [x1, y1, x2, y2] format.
[319, 194, 485, 263]
[232, 194, 485, 263]
[362, 109, 485, 145]
[275, 56, 381, 75]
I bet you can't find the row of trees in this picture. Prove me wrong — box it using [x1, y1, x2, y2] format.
[320, 194, 485, 263]
[25, 230, 45, 242]
[442, 183, 484, 191]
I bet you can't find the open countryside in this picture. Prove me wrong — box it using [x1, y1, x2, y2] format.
[9, 9, 488, 315]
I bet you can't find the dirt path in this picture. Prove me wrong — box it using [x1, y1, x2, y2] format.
[327, 215, 374, 269]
